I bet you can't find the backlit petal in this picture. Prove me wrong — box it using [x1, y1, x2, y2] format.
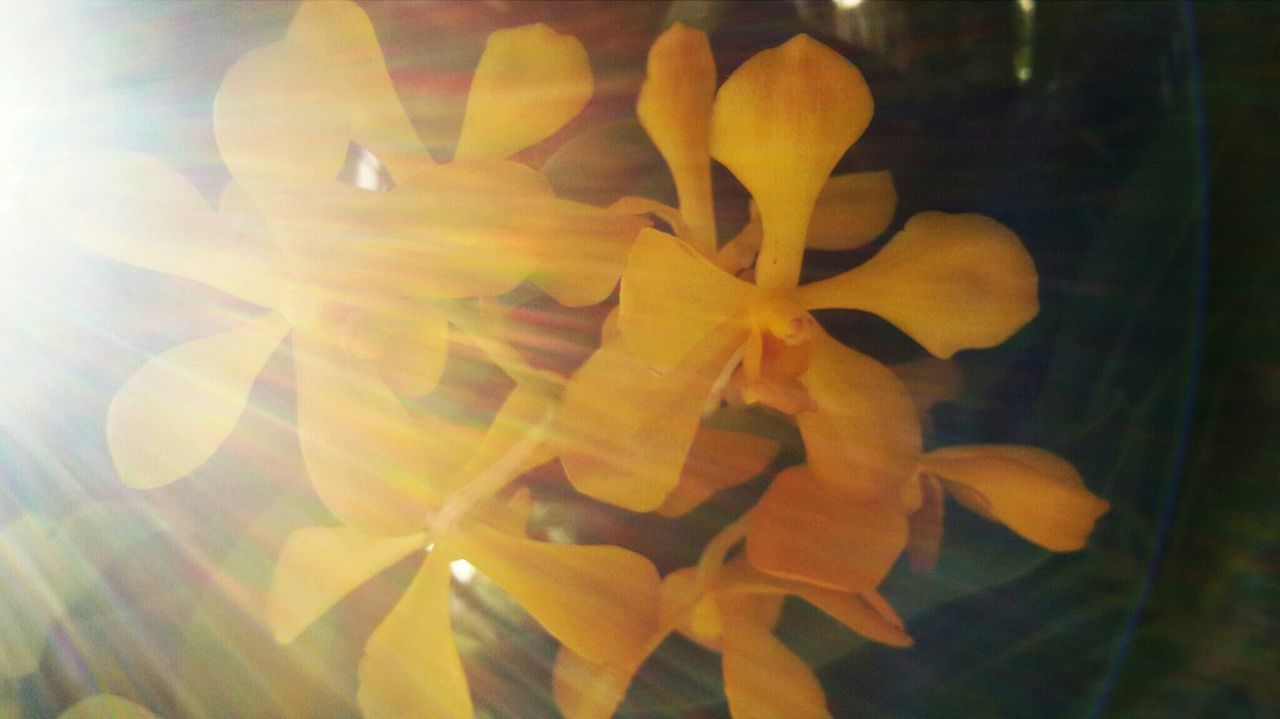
[527, 200, 650, 308]
[746, 466, 907, 592]
[34, 152, 284, 308]
[557, 326, 748, 512]
[798, 212, 1039, 358]
[454, 524, 660, 666]
[287, 0, 431, 180]
[358, 553, 473, 719]
[376, 309, 449, 398]
[796, 327, 921, 498]
[801, 171, 897, 250]
[657, 428, 780, 517]
[293, 330, 438, 535]
[214, 41, 350, 189]
[107, 312, 290, 489]
[920, 445, 1110, 552]
[332, 160, 543, 299]
[265, 525, 425, 643]
[722, 595, 832, 719]
[454, 24, 592, 161]
[637, 23, 717, 255]
[711, 36, 873, 290]
[552, 648, 638, 719]
[891, 356, 964, 417]
[618, 228, 754, 369]
[718, 561, 912, 647]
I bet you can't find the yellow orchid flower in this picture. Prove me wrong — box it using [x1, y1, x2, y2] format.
[557, 25, 1043, 593]
[261, 387, 662, 719]
[35, 0, 643, 535]
[552, 555, 911, 719]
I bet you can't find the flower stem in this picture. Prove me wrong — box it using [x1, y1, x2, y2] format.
[432, 405, 554, 541]
[695, 511, 752, 592]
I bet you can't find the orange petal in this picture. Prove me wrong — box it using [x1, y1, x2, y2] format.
[213, 41, 350, 189]
[286, 0, 431, 180]
[34, 152, 284, 308]
[798, 212, 1039, 358]
[556, 326, 748, 512]
[746, 466, 907, 592]
[718, 560, 912, 647]
[710, 36, 873, 291]
[637, 23, 717, 255]
[454, 24, 592, 161]
[376, 308, 449, 398]
[453, 525, 660, 666]
[293, 330, 438, 535]
[920, 445, 1110, 552]
[801, 171, 897, 250]
[721, 595, 832, 719]
[796, 327, 921, 498]
[265, 525, 424, 643]
[657, 428, 780, 517]
[332, 160, 544, 299]
[527, 200, 650, 308]
[891, 355, 964, 417]
[618, 228, 754, 370]
[794, 587, 913, 648]
[552, 648, 639, 719]
[358, 553, 473, 719]
[107, 312, 290, 489]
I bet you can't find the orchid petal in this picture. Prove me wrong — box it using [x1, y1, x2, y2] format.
[796, 327, 921, 498]
[358, 553, 473, 719]
[214, 41, 350, 189]
[798, 212, 1039, 358]
[802, 171, 897, 250]
[719, 560, 912, 647]
[746, 466, 907, 592]
[920, 445, 1109, 552]
[722, 594, 832, 719]
[287, 0, 431, 180]
[552, 647, 638, 719]
[107, 312, 289, 489]
[711, 36, 873, 290]
[376, 309, 449, 398]
[637, 23, 717, 254]
[454, 24, 592, 161]
[333, 160, 543, 299]
[265, 525, 425, 644]
[455, 524, 660, 666]
[526, 200, 649, 308]
[557, 325, 748, 512]
[657, 428, 780, 518]
[618, 228, 754, 369]
[737, 171, 895, 254]
[34, 152, 284, 308]
[293, 330, 438, 535]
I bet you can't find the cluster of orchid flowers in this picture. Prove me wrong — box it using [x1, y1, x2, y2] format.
[22, 2, 1109, 717]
